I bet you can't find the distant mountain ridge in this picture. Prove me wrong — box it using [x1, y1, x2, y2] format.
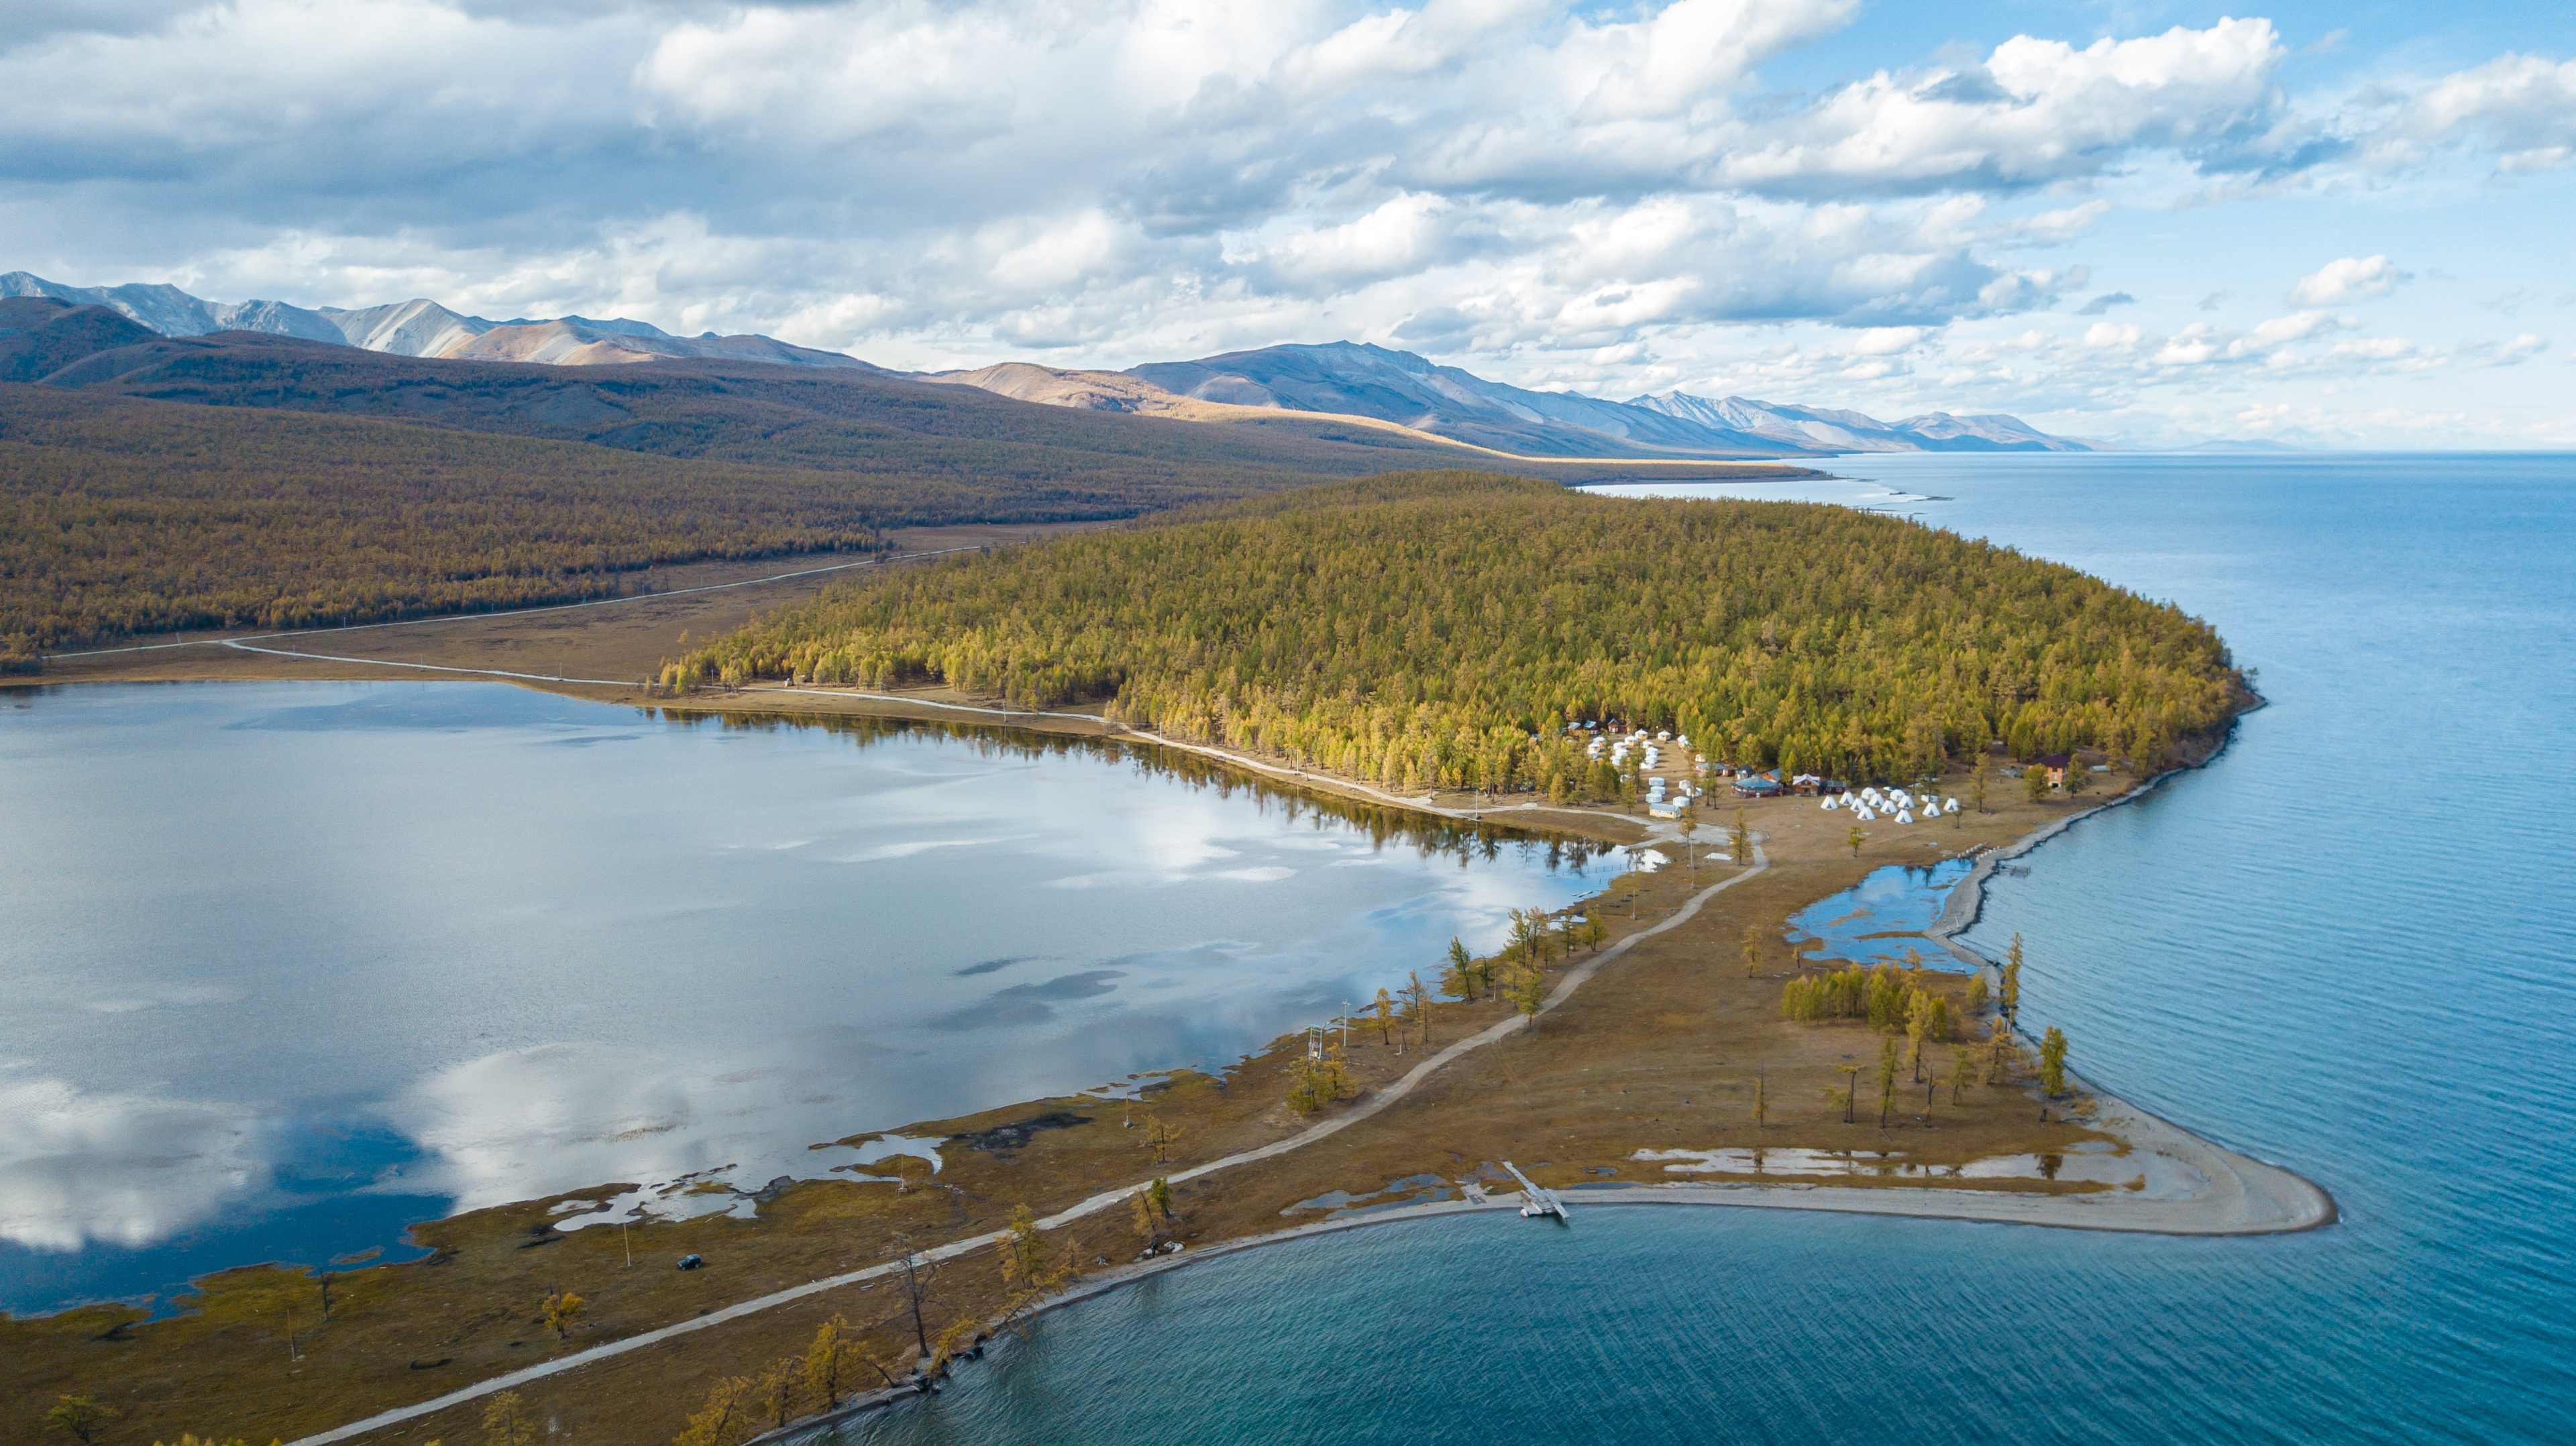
[1115, 341, 2093, 457]
[1626, 390, 2088, 453]
[3, 272, 2091, 456]
[0, 272, 875, 371]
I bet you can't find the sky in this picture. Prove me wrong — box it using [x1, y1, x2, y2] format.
[2, 1, 2571, 447]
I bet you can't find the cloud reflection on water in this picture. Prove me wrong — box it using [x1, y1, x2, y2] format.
[0, 1078, 271, 1251]
[2, 685, 1597, 1297]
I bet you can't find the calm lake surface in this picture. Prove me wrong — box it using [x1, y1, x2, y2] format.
[833, 453, 2576, 1445]
[0, 691, 1597, 1314]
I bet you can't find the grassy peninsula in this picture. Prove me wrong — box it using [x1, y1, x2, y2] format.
[669, 472, 2241, 787]
[5, 470, 2284, 1446]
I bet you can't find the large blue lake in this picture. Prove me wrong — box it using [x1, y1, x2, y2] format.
[0, 693, 1597, 1315]
[831, 453, 2576, 1444]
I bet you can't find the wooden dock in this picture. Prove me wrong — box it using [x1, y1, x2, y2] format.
[1501, 1162, 1567, 1220]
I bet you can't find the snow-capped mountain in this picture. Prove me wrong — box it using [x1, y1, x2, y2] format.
[1125, 341, 1816, 457]
[2, 272, 2093, 455]
[1107, 341, 2092, 457]
[1629, 390, 2093, 453]
[0, 274, 872, 370]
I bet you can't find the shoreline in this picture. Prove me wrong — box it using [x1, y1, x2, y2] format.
[32, 681, 2333, 1445]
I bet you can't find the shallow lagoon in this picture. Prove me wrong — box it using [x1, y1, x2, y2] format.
[0, 683, 1597, 1314]
[1782, 857, 1976, 966]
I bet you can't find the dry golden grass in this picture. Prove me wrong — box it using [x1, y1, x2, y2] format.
[3, 727, 2149, 1445]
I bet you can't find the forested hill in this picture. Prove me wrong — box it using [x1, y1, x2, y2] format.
[677, 472, 2244, 789]
[0, 387, 883, 658]
[1, 304, 1809, 666]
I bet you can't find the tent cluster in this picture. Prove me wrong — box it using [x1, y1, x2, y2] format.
[1822, 785, 1960, 826]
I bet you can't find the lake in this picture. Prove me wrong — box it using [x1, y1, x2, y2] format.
[828, 452, 2576, 1445]
[0, 687, 1598, 1315]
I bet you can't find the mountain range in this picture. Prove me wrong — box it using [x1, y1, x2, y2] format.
[0, 272, 877, 372]
[1, 272, 2094, 457]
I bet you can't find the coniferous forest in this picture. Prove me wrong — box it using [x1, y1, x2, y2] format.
[676, 471, 2245, 789]
[0, 388, 896, 658]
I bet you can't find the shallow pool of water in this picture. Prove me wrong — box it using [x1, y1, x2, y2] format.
[1782, 857, 1976, 965]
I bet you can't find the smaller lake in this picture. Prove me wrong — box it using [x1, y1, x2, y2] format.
[0, 683, 1599, 1315]
[1782, 858, 1976, 966]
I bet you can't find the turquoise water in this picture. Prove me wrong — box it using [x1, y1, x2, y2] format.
[1783, 858, 1976, 966]
[0, 689, 1597, 1315]
[833, 453, 2576, 1443]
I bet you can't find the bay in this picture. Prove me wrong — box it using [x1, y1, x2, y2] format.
[834, 452, 2576, 1444]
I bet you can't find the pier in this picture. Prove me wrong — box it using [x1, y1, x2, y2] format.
[1501, 1162, 1568, 1220]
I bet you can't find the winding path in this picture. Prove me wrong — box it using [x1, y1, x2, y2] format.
[282, 846, 1768, 1446]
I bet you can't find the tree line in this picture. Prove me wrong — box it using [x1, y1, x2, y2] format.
[0, 387, 896, 659]
[667, 471, 2243, 792]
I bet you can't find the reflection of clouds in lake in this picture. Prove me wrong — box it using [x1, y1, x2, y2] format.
[384, 1044, 743, 1214]
[833, 837, 1012, 864]
[381, 1034, 945, 1220]
[5, 686, 1596, 1294]
[80, 983, 244, 1015]
[0, 1078, 270, 1250]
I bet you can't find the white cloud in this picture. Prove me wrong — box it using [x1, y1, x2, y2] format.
[2290, 255, 2404, 306]
[1712, 19, 2287, 194]
[2355, 52, 2576, 176]
[0, 3, 2567, 443]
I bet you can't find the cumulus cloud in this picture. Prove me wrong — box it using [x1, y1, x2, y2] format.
[1712, 19, 2289, 196]
[2290, 255, 2406, 306]
[2353, 52, 2576, 176]
[0, 3, 2340, 356]
[0, 3, 2564, 442]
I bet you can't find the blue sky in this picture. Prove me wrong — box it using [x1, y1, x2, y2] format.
[1, 1, 2569, 445]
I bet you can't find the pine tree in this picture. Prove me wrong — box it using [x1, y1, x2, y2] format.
[1731, 807, 1752, 864]
[674, 1380, 744, 1446]
[1000, 1203, 1067, 1300]
[1877, 1038, 1900, 1127]
[1847, 824, 1867, 857]
[1906, 991, 1935, 1082]
[1753, 1069, 1767, 1128]
[539, 1290, 585, 1339]
[1741, 925, 1762, 977]
[2040, 1027, 2070, 1095]
[1372, 987, 1395, 1046]
[1947, 1046, 1977, 1104]
[482, 1391, 538, 1446]
[41, 1398, 116, 1445]
[1440, 940, 1476, 1005]
[804, 1309, 865, 1412]
[1508, 964, 1548, 1027]
[1984, 1019, 2018, 1084]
